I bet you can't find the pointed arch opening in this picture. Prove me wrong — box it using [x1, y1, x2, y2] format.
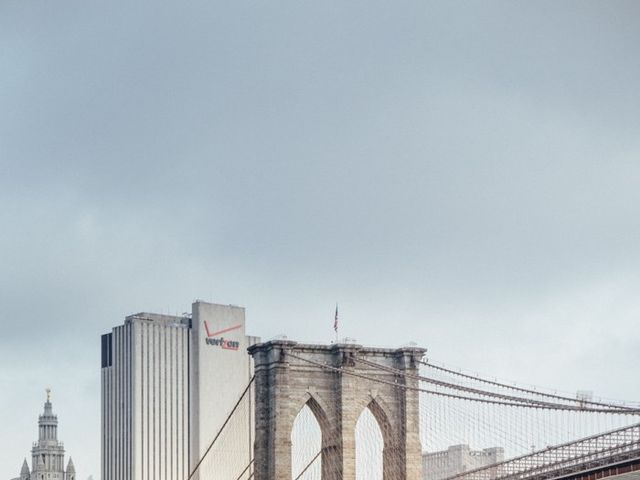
[291, 397, 329, 479]
[356, 399, 394, 480]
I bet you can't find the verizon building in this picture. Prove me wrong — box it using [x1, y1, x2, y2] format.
[101, 301, 259, 480]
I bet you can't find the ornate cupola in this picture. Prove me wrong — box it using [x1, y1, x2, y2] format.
[38, 389, 59, 445]
[30, 389, 67, 479]
[14, 390, 77, 480]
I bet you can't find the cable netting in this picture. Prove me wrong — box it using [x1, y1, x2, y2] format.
[189, 352, 640, 480]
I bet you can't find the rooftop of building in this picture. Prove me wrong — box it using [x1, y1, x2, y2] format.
[123, 300, 245, 327]
[125, 312, 190, 326]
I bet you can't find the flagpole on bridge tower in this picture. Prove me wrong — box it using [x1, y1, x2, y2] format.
[333, 303, 339, 343]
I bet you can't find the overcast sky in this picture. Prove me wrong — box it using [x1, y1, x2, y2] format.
[1, 1, 640, 478]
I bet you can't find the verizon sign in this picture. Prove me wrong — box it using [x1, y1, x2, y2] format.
[204, 322, 241, 350]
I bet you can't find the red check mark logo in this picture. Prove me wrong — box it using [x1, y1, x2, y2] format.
[204, 322, 242, 338]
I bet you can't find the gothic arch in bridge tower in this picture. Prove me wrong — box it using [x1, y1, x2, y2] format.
[248, 340, 426, 480]
[355, 401, 387, 480]
[359, 396, 394, 443]
[290, 393, 334, 478]
[289, 390, 333, 435]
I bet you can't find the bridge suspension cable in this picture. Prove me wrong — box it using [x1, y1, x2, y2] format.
[357, 357, 640, 414]
[420, 360, 638, 410]
[286, 349, 640, 479]
[287, 353, 640, 414]
[444, 422, 640, 480]
[189, 347, 640, 480]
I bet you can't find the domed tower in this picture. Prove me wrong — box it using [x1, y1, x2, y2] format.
[30, 389, 66, 480]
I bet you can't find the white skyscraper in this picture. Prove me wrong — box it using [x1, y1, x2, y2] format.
[101, 301, 259, 480]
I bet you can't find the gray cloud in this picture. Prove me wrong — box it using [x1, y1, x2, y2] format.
[1, 1, 639, 477]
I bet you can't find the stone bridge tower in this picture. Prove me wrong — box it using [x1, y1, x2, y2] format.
[248, 340, 426, 480]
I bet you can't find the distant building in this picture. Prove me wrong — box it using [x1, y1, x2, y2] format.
[10, 390, 75, 480]
[101, 300, 259, 480]
[423, 444, 504, 480]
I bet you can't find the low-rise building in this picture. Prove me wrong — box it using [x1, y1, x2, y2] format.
[423, 444, 504, 480]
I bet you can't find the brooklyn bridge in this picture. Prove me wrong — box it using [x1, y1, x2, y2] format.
[186, 340, 640, 480]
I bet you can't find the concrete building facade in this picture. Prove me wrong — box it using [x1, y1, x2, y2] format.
[10, 391, 75, 480]
[101, 301, 258, 480]
[422, 445, 504, 480]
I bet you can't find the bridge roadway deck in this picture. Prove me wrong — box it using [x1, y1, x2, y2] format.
[552, 450, 640, 480]
[490, 450, 640, 480]
[607, 470, 640, 480]
[538, 453, 640, 480]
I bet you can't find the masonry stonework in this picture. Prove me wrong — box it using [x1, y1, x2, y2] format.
[248, 340, 426, 480]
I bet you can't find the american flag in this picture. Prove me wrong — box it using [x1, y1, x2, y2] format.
[334, 304, 338, 332]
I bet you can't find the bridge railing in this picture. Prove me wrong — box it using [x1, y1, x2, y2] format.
[445, 422, 640, 480]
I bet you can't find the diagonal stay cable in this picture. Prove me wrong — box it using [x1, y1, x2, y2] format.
[233, 459, 254, 480]
[187, 376, 255, 480]
[294, 449, 322, 480]
[287, 353, 640, 414]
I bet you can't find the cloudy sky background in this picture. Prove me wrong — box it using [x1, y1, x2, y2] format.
[2, 1, 640, 478]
